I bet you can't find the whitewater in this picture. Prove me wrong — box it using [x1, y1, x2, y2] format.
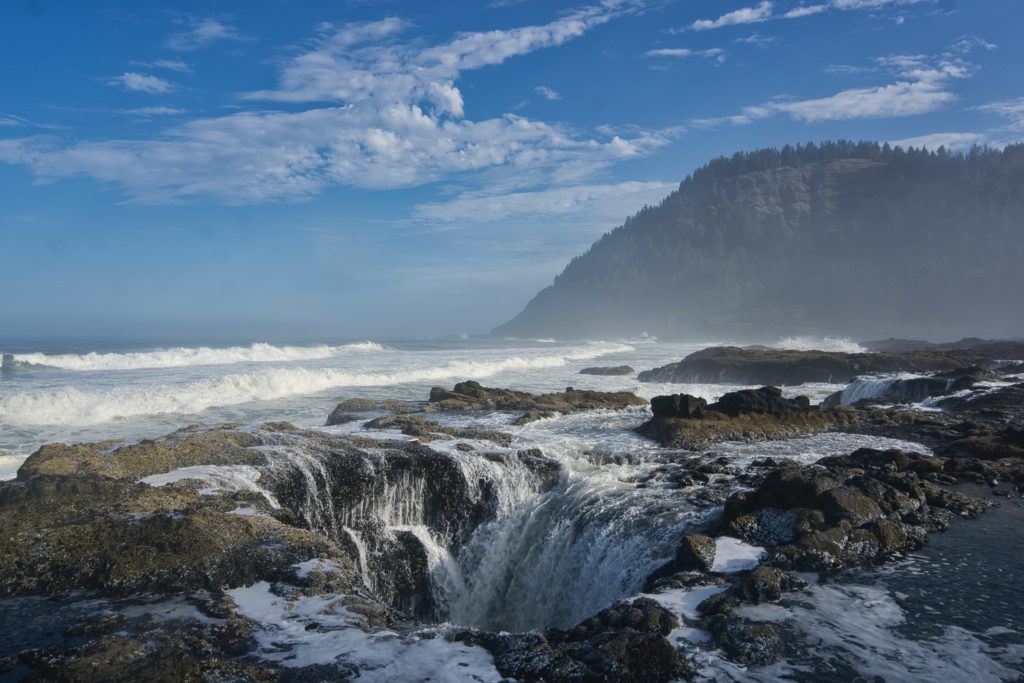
[2, 333, 1021, 682]
[0, 335, 847, 478]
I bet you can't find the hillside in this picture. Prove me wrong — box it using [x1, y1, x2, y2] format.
[493, 141, 1024, 340]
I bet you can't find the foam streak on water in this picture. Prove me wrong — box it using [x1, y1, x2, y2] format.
[3, 342, 387, 371]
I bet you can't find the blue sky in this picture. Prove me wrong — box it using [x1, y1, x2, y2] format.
[1, 0, 1022, 339]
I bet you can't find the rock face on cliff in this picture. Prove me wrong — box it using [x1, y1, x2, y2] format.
[493, 142, 1024, 340]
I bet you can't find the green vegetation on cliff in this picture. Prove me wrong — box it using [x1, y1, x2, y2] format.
[494, 141, 1024, 340]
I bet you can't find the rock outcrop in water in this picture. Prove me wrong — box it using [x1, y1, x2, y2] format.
[459, 597, 691, 682]
[579, 365, 635, 376]
[638, 346, 1013, 386]
[425, 380, 648, 424]
[637, 386, 854, 450]
[494, 142, 1024, 340]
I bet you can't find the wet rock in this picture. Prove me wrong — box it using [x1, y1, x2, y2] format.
[16, 426, 263, 481]
[579, 365, 635, 376]
[703, 615, 785, 666]
[709, 386, 811, 418]
[638, 346, 1010, 386]
[674, 534, 716, 572]
[469, 598, 692, 683]
[333, 397, 377, 412]
[651, 394, 707, 418]
[325, 411, 360, 426]
[363, 414, 513, 446]
[737, 566, 808, 604]
[425, 380, 647, 424]
[639, 386, 857, 450]
[820, 486, 884, 526]
[380, 399, 417, 414]
[726, 508, 797, 546]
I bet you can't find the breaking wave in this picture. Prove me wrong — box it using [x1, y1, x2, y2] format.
[0, 344, 633, 426]
[774, 336, 865, 353]
[1, 341, 387, 372]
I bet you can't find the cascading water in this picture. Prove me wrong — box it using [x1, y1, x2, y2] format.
[439, 466, 709, 631]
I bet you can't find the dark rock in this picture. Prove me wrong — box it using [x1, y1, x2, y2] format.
[325, 411, 360, 426]
[473, 598, 692, 683]
[638, 346, 1007, 386]
[820, 486, 884, 526]
[674, 534, 716, 572]
[709, 386, 811, 417]
[425, 380, 647, 424]
[363, 414, 513, 446]
[704, 615, 785, 666]
[650, 394, 707, 418]
[579, 365, 635, 376]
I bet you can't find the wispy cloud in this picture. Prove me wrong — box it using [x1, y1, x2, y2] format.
[124, 107, 187, 116]
[412, 181, 675, 225]
[646, 47, 726, 63]
[131, 58, 192, 73]
[697, 45, 974, 126]
[688, 0, 928, 32]
[0, 2, 667, 204]
[692, 2, 773, 31]
[735, 32, 776, 47]
[109, 72, 175, 94]
[167, 17, 247, 51]
[534, 86, 561, 101]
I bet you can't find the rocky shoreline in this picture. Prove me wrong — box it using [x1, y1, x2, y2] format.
[1, 352, 1022, 681]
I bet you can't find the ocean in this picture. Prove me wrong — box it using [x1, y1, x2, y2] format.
[2, 335, 1020, 681]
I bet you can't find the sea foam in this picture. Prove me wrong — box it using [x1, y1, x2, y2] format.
[0, 344, 634, 426]
[3, 341, 386, 372]
[774, 336, 866, 353]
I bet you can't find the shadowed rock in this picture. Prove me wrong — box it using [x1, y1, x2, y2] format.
[425, 380, 647, 424]
[638, 387, 853, 450]
[579, 365, 635, 376]
[638, 346, 1013, 386]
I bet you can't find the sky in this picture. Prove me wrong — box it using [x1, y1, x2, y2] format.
[1, 0, 1022, 340]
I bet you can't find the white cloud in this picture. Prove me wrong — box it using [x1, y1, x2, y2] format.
[700, 46, 972, 126]
[167, 18, 247, 51]
[125, 107, 187, 116]
[769, 79, 955, 121]
[692, 2, 773, 31]
[646, 47, 726, 62]
[412, 181, 676, 224]
[534, 86, 561, 101]
[735, 32, 776, 47]
[132, 58, 192, 72]
[888, 132, 985, 150]
[0, 2, 668, 204]
[689, 0, 928, 31]
[110, 72, 175, 94]
[783, 5, 828, 18]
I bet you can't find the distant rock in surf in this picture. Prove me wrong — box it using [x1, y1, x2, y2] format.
[637, 386, 851, 450]
[579, 365, 635, 376]
[637, 345, 1020, 386]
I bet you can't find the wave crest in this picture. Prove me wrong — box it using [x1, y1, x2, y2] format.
[774, 336, 865, 354]
[2, 341, 387, 372]
[0, 344, 633, 426]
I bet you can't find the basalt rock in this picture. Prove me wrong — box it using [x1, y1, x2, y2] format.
[465, 598, 693, 683]
[638, 387, 855, 450]
[425, 380, 647, 423]
[650, 394, 707, 419]
[579, 365, 635, 376]
[718, 450, 990, 572]
[638, 346, 1009, 386]
[362, 414, 514, 446]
